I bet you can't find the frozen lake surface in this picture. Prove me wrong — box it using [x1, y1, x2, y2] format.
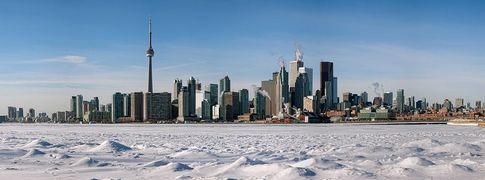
[1, 123, 484, 179]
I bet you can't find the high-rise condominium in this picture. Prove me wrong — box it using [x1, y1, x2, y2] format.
[112, 92, 124, 123]
[76, 95, 83, 119]
[70, 96, 77, 118]
[130, 92, 144, 122]
[396, 89, 405, 113]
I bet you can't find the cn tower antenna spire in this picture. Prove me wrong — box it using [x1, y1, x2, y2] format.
[149, 17, 152, 49]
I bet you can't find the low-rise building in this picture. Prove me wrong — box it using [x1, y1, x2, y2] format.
[83, 111, 111, 123]
[358, 107, 394, 120]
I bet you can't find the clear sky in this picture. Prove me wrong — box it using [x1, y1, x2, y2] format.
[1, 0, 485, 115]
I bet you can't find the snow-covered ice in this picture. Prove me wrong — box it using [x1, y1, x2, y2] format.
[0, 123, 484, 179]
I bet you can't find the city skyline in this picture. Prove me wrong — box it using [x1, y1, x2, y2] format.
[2, 1, 485, 115]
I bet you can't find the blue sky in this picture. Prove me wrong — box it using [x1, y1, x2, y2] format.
[1, 0, 485, 115]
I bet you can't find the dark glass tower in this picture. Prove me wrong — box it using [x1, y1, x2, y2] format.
[319, 61, 333, 95]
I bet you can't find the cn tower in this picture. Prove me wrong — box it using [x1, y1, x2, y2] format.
[146, 18, 154, 93]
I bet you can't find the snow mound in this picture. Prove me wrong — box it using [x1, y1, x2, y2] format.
[71, 157, 99, 167]
[22, 148, 46, 157]
[292, 158, 346, 170]
[21, 139, 52, 149]
[88, 140, 132, 153]
[142, 160, 169, 167]
[358, 160, 382, 167]
[212, 156, 266, 176]
[157, 162, 193, 172]
[397, 157, 435, 168]
[231, 156, 265, 166]
[271, 167, 316, 179]
[382, 167, 417, 177]
[169, 149, 217, 159]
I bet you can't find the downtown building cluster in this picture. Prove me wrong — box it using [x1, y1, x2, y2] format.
[1, 106, 49, 123]
[3, 20, 485, 124]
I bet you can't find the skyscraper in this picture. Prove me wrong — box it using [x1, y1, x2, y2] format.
[396, 89, 405, 113]
[332, 77, 338, 104]
[219, 76, 231, 105]
[298, 67, 313, 96]
[201, 99, 211, 120]
[70, 96, 77, 118]
[294, 72, 309, 109]
[383, 92, 393, 107]
[130, 92, 144, 122]
[93, 97, 100, 111]
[275, 64, 289, 114]
[28, 108, 35, 118]
[16, 108, 24, 121]
[443, 99, 453, 111]
[146, 18, 154, 93]
[232, 91, 240, 119]
[289, 49, 304, 89]
[411, 96, 415, 109]
[143, 92, 171, 122]
[7, 106, 16, 121]
[107, 103, 112, 113]
[177, 86, 190, 121]
[205, 84, 218, 106]
[219, 76, 231, 119]
[222, 92, 234, 121]
[187, 77, 196, 117]
[261, 76, 276, 116]
[360, 92, 369, 105]
[239, 89, 249, 114]
[320, 61, 333, 95]
[83, 101, 89, 115]
[195, 89, 205, 118]
[254, 89, 267, 119]
[112, 92, 124, 123]
[123, 94, 131, 117]
[173, 79, 183, 101]
[455, 98, 464, 108]
[76, 95, 83, 119]
[324, 81, 333, 108]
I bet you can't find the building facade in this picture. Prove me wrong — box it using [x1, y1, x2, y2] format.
[143, 92, 172, 122]
[130, 92, 144, 122]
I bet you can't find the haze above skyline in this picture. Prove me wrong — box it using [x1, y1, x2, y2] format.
[1, 0, 485, 115]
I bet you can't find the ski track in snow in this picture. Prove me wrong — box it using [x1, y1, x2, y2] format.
[0, 123, 484, 180]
